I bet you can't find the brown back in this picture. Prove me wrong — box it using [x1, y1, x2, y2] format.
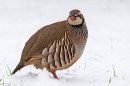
[21, 20, 67, 63]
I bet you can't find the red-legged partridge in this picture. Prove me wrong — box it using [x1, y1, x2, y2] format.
[12, 9, 88, 79]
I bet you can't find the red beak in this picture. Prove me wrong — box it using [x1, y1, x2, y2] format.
[70, 16, 76, 21]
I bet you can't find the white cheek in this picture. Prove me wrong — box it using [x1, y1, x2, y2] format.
[68, 17, 82, 25]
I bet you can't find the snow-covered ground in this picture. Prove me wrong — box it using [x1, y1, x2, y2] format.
[0, 0, 130, 86]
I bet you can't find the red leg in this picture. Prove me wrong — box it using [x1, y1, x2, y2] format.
[51, 72, 58, 79]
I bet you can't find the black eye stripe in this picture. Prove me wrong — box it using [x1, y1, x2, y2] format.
[76, 14, 83, 18]
[76, 15, 82, 19]
[77, 14, 81, 16]
[69, 14, 83, 20]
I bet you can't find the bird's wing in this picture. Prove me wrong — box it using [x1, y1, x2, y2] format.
[21, 21, 66, 62]
[12, 21, 67, 74]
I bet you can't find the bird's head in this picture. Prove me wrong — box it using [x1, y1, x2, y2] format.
[67, 9, 85, 26]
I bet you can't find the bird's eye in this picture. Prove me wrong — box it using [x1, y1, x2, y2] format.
[76, 14, 80, 17]
[77, 14, 80, 16]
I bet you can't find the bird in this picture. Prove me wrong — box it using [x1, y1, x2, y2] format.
[12, 9, 88, 79]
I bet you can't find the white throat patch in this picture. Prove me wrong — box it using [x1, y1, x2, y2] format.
[68, 17, 83, 25]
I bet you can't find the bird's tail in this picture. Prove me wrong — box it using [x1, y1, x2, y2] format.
[12, 62, 24, 74]
[12, 55, 44, 74]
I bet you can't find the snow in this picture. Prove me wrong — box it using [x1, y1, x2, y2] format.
[0, 0, 130, 86]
